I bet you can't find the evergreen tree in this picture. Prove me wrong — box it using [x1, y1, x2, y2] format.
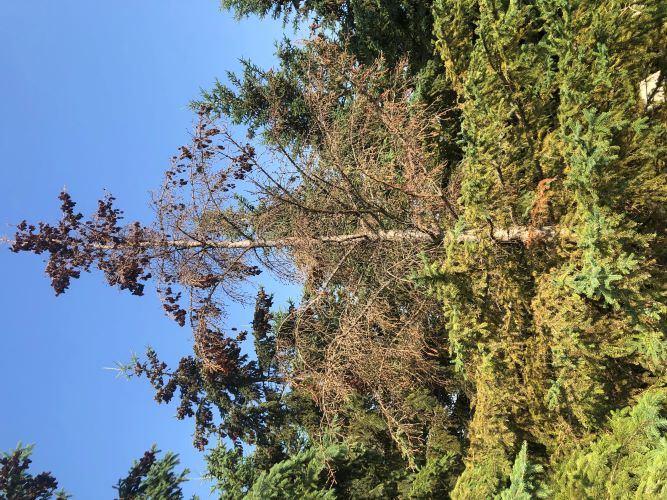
[127, 290, 320, 453]
[232, 441, 415, 499]
[497, 442, 547, 499]
[113, 445, 189, 500]
[552, 390, 667, 499]
[422, 0, 667, 496]
[200, 0, 449, 152]
[1, 444, 189, 499]
[204, 443, 258, 499]
[219, 0, 436, 69]
[0, 445, 67, 500]
[9, 0, 667, 497]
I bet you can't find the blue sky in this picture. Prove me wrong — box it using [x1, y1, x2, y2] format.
[0, 1, 297, 497]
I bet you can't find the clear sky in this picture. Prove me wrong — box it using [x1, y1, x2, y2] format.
[0, 2, 297, 497]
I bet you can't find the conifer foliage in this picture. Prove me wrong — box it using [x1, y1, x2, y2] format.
[114, 446, 189, 500]
[422, 1, 667, 496]
[0, 444, 189, 500]
[0, 445, 67, 500]
[8, 0, 667, 497]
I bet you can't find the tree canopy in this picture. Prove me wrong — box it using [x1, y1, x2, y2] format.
[8, 0, 667, 497]
[0, 445, 67, 500]
[0, 445, 189, 500]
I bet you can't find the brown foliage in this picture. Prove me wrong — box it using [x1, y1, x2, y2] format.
[11, 41, 461, 452]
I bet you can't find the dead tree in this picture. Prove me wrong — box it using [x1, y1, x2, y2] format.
[9, 40, 557, 458]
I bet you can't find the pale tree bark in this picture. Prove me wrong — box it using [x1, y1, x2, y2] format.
[34, 225, 558, 251]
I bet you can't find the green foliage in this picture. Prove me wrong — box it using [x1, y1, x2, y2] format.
[185, 1, 667, 496]
[423, 0, 667, 497]
[197, 38, 312, 144]
[113, 445, 188, 500]
[202, 0, 448, 158]
[0, 444, 190, 500]
[220, 0, 435, 69]
[553, 390, 667, 499]
[406, 453, 458, 499]
[204, 444, 257, 499]
[497, 442, 548, 500]
[14, 0, 667, 497]
[245, 445, 338, 499]
[128, 290, 320, 452]
[0, 444, 68, 500]
[240, 440, 427, 499]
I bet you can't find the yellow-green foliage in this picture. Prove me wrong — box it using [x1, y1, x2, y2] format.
[553, 390, 667, 499]
[425, 0, 667, 496]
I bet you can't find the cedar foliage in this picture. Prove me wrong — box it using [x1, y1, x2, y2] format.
[8, 0, 667, 497]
